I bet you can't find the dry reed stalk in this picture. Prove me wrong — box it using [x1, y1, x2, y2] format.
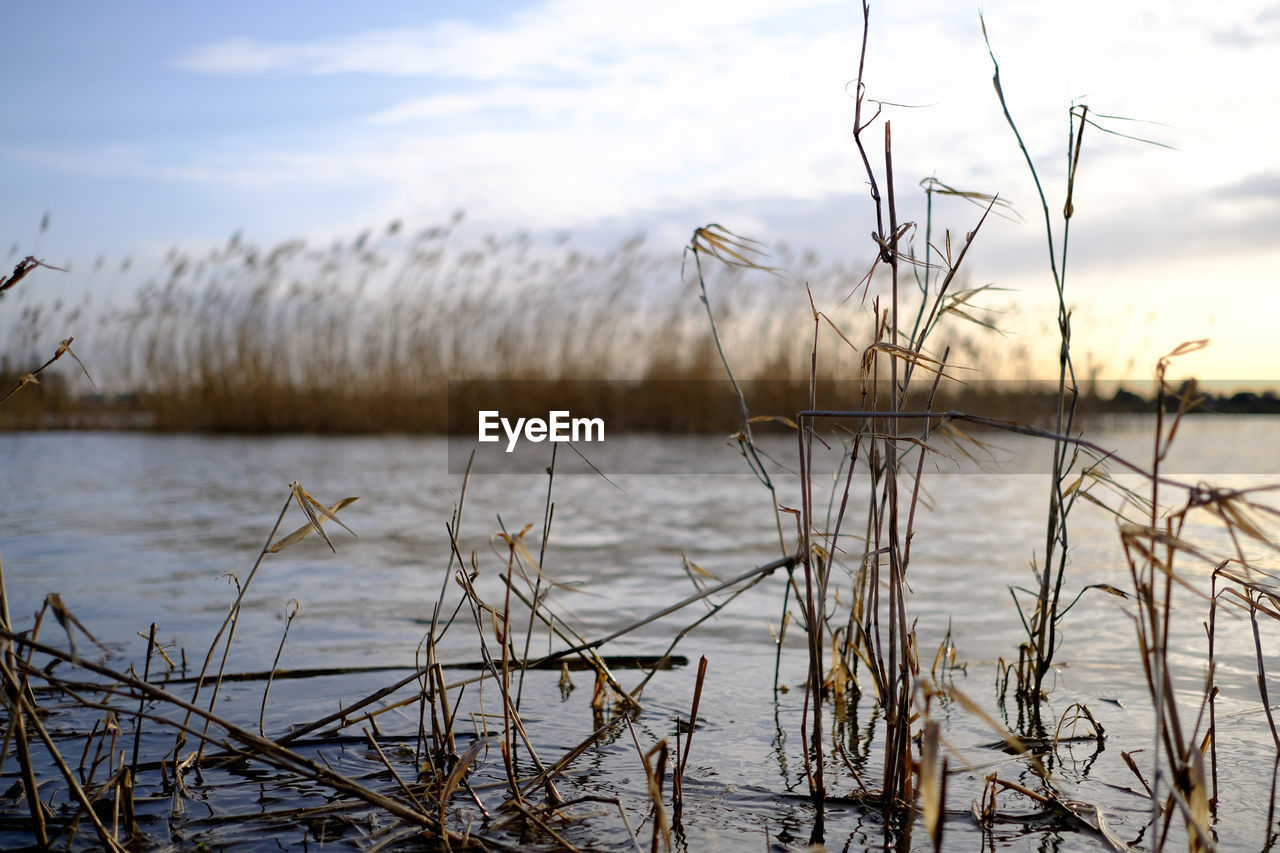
[882, 121, 910, 814]
[498, 552, 521, 804]
[670, 655, 707, 820]
[179, 483, 355, 763]
[452, 563, 561, 805]
[1, 627, 468, 840]
[259, 599, 300, 737]
[0, 336, 93, 408]
[684, 225, 785, 538]
[3, 672, 47, 846]
[0, 547, 50, 848]
[1208, 565, 1222, 810]
[516, 444, 557, 712]
[130, 623, 156, 777]
[624, 715, 671, 853]
[918, 717, 944, 852]
[421, 450, 474, 776]
[1, 255, 65, 293]
[0, 656, 126, 851]
[796, 413, 826, 829]
[1115, 344, 1217, 851]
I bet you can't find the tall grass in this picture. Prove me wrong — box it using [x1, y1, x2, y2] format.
[0, 213, 1068, 432]
[686, 3, 1278, 849]
[4, 215, 1230, 435]
[0, 256, 93, 419]
[4, 4, 1280, 852]
[980, 17, 1176, 726]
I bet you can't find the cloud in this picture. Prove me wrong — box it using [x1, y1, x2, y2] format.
[163, 1, 868, 233]
[176, 0, 841, 79]
[93, 0, 1280, 272]
[1211, 2, 1280, 46]
[1213, 171, 1280, 203]
[170, 0, 865, 225]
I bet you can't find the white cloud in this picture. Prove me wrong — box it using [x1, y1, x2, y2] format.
[7, 0, 1276, 381]
[176, 0, 842, 79]
[151, 0, 1280, 274]
[167, 0, 864, 229]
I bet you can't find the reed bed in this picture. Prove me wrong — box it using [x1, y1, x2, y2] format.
[3, 3, 1280, 851]
[0, 471, 787, 851]
[3, 219, 889, 432]
[1, 218, 1261, 433]
[1, 198, 1133, 434]
[3, 232, 1230, 435]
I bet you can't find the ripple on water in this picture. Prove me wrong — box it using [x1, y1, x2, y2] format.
[1, 423, 1278, 850]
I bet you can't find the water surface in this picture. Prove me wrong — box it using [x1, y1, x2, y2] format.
[1, 416, 1277, 850]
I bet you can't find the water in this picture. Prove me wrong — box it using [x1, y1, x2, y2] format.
[1, 416, 1277, 850]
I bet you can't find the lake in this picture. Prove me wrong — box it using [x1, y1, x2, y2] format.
[0, 416, 1277, 850]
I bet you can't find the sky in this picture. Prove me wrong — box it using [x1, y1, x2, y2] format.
[3, 1, 1278, 385]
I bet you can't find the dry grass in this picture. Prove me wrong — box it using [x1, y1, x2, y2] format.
[675, 4, 1279, 849]
[0, 222, 1250, 434]
[4, 3, 1280, 851]
[0, 469, 791, 850]
[0, 207, 1090, 433]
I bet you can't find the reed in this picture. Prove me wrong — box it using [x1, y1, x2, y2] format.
[980, 18, 1174, 726]
[682, 4, 1276, 849]
[4, 4, 1280, 851]
[2, 208, 1085, 434]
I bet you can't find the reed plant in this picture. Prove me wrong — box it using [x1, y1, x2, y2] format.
[4, 4, 1280, 852]
[0, 255, 93, 417]
[3, 213, 1195, 435]
[1, 209, 1084, 433]
[980, 16, 1174, 727]
[0, 466, 750, 849]
[685, 4, 1277, 850]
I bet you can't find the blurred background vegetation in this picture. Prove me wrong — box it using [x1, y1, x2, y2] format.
[3, 217, 1274, 433]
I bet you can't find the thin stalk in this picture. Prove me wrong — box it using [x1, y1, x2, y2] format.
[883, 118, 907, 811]
[259, 600, 300, 737]
[797, 418, 825, 831]
[420, 449, 473, 768]
[672, 656, 708, 818]
[179, 491, 292, 758]
[687, 244, 787, 556]
[517, 443, 557, 710]
[0, 548, 49, 848]
[130, 623, 156, 775]
[983, 14, 1081, 719]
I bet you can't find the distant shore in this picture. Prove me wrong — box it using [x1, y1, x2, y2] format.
[3, 378, 1277, 434]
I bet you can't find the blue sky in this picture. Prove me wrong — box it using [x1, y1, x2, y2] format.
[4, 1, 1278, 383]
